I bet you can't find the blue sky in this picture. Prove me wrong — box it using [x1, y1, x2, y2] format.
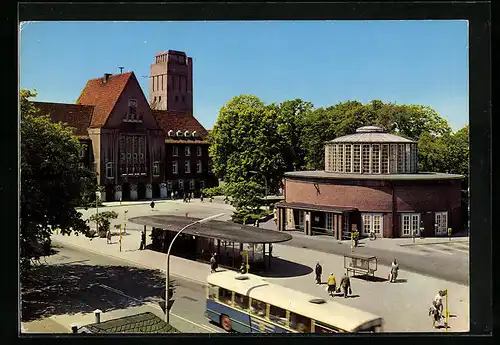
[20, 21, 468, 131]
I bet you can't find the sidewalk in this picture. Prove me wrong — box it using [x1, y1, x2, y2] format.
[51, 231, 469, 333]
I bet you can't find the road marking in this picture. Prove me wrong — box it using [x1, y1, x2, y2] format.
[413, 245, 453, 255]
[431, 244, 462, 255]
[97, 284, 221, 333]
[439, 243, 469, 254]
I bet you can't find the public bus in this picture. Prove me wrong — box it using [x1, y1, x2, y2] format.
[205, 270, 384, 333]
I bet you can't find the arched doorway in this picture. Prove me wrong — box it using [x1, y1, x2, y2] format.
[138, 183, 146, 200]
[122, 183, 131, 201]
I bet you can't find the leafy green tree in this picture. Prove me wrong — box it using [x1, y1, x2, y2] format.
[209, 95, 287, 206]
[20, 89, 97, 271]
[87, 210, 119, 238]
[274, 99, 313, 171]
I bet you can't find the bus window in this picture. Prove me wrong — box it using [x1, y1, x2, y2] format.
[250, 299, 266, 317]
[289, 312, 311, 332]
[207, 284, 219, 300]
[218, 288, 233, 306]
[234, 293, 250, 311]
[269, 305, 287, 326]
[314, 321, 342, 333]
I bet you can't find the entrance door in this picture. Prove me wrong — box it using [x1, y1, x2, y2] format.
[325, 213, 334, 236]
[402, 213, 420, 237]
[298, 210, 304, 230]
[435, 212, 448, 236]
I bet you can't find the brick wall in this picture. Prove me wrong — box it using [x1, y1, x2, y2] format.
[285, 177, 462, 237]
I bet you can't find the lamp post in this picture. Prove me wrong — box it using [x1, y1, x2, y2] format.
[249, 170, 268, 204]
[165, 213, 225, 324]
[95, 191, 100, 235]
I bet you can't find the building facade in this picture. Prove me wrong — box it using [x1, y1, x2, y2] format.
[276, 126, 463, 238]
[31, 50, 217, 201]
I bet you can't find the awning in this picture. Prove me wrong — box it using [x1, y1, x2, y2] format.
[129, 215, 292, 244]
[276, 202, 357, 214]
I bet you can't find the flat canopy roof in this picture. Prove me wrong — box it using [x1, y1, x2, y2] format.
[128, 215, 292, 244]
[276, 202, 358, 213]
[285, 171, 464, 181]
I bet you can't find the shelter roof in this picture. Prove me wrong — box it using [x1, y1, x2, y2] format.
[128, 215, 292, 244]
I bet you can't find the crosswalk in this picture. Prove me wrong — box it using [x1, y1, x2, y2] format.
[408, 241, 469, 256]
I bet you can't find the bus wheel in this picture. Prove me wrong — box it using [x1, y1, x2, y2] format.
[220, 314, 232, 331]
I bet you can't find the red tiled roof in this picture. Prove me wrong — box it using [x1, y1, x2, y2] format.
[31, 101, 94, 139]
[76, 72, 133, 127]
[152, 109, 208, 139]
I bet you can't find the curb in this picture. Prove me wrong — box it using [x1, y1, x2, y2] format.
[51, 239, 207, 286]
[400, 239, 469, 247]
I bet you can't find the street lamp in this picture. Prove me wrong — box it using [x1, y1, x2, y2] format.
[249, 170, 268, 204]
[165, 213, 225, 324]
[95, 190, 100, 235]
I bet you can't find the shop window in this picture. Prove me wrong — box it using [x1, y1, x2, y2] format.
[234, 293, 249, 311]
[250, 298, 267, 317]
[289, 312, 311, 333]
[207, 284, 219, 300]
[268, 305, 287, 326]
[361, 213, 383, 237]
[218, 288, 233, 306]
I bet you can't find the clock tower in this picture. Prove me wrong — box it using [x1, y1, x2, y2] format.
[149, 50, 193, 113]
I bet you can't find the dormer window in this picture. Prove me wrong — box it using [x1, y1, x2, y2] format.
[123, 99, 142, 123]
[129, 99, 137, 120]
[168, 130, 174, 136]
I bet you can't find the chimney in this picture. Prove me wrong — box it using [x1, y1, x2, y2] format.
[103, 73, 112, 83]
[119, 67, 124, 74]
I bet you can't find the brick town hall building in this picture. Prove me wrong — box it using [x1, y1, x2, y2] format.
[31, 50, 217, 201]
[275, 126, 464, 238]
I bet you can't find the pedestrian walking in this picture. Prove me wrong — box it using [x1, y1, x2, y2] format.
[174, 190, 178, 199]
[353, 229, 359, 247]
[139, 229, 146, 250]
[106, 230, 112, 244]
[315, 261, 323, 284]
[150, 200, 155, 210]
[188, 192, 192, 203]
[327, 273, 337, 297]
[210, 195, 213, 203]
[210, 253, 218, 273]
[389, 258, 399, 283]
[200, 193, 204, 202]
[254, 219, 260, 227]
[170, 191, 174, 200]
[340, 273, 352, 298]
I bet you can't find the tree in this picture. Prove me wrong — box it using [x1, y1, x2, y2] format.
[20, 89, 97, 271]
[87, 211, 119, 238]
[274, 99, 314, 171]
[209, 95, 287, 206]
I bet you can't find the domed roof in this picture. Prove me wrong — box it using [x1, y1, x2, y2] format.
[329, 126, 416, 143]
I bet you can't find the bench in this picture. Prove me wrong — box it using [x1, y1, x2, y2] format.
[343, 253, 377, 278]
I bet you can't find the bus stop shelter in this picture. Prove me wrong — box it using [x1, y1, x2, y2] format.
[129, 215, 292, 272]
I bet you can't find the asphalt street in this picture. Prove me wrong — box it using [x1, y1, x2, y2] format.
[283, 236, 469, 285]
[21, 244, 225, 333]
[80, 202, 468, 285]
